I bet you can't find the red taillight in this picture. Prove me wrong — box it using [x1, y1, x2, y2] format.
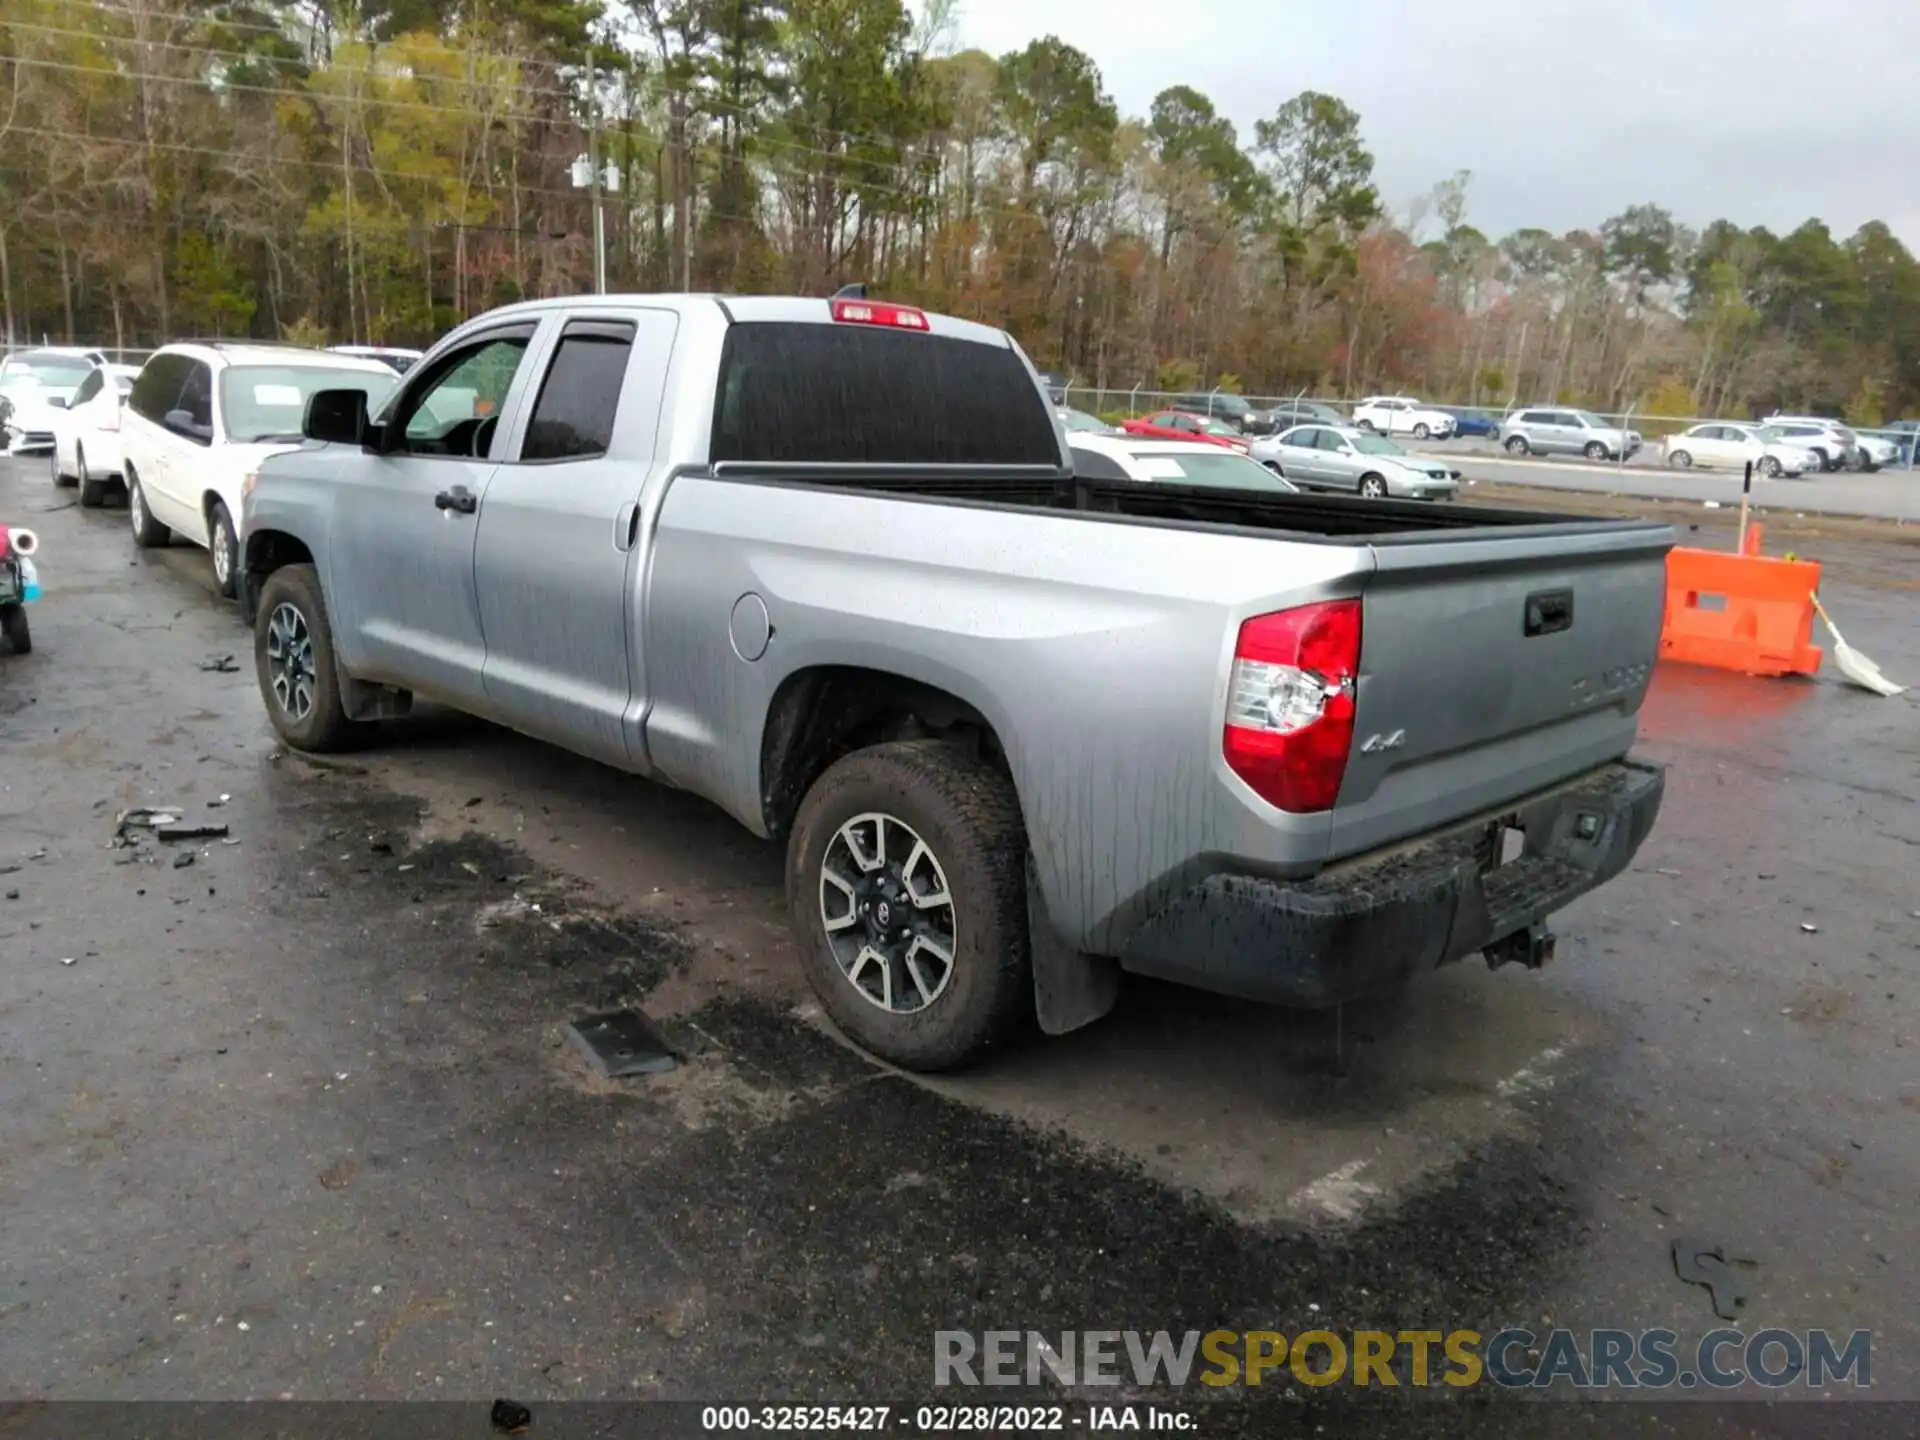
[0, 527, 10, 561]
[831, 299, 929, 331]
[1222, 599, 1362, 813]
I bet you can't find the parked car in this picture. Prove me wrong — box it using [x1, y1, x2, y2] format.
[1660, 423, 1815, 478]
[1442, 407, 1502, 439]
[1849, 430, 1897, 472]
[330, 344, 425, 374]
[121, 343, 399, 597]
[1350, 396, 1457, 440]
[1500, 407, 1642, 461]
[1067, 434, 1298, 492]
[1119, 410, 1250, 451]
[1874, 418, 1920, 466]
[0, 347, 98, 454]
[240, 290, 1669, 1073]
[1759, 417, 1853, 473]
[1250, 399, 1347, 436]
[1171, 391, 1257, 432]
[50, 362, 140, 505]
[1251, 424, 1460, 500]
[1054, 406, 1110, 434]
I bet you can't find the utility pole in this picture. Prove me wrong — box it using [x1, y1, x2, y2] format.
[588, 47, 606, 295]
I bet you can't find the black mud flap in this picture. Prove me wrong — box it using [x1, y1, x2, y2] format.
[1027, 855, 1120, 1036]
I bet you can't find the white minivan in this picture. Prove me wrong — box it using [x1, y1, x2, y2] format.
[120, 344, 397, 596]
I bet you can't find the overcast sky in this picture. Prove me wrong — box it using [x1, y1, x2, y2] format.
[936, 0, 1920, 251]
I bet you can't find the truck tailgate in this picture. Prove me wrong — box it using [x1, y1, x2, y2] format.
[1330, 522, 1672, 858]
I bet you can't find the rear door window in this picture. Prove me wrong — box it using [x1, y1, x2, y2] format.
[520, 320, 635, 462]
[710, 322, 1058, 466]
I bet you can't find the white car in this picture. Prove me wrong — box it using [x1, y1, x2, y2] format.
[1850, 431, 1897, 471]
[1350, 395, 1456, 440]
[1761, 416, 1854, 473]
[0, 347, 99, 454]
[1066, 433, 1299, 491]
[330, 344, 425, 374]
[120, 344, 398, 597]
[51, 363, 141, 505]
[1661, 422, 1813, 478]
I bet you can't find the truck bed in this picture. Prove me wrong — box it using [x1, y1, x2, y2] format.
[706, 463, 1668, 544]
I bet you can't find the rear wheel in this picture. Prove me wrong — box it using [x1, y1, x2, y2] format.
[127, 470, 171, 548]
[786, 740, 1031, 1072]
[1412, 422, 1430, 440]
[1, 603, 29, 655]
[1356, 418, 1378, 433]
[1583, 440, 1608, 460]
[1359, 474, 1388, 498]
[76, 445, 108, 507]
[1667, 449, 1693, 469]
[1761, 455, 1783, 478]
[1504, 435, 1530, 456]
[208, 499, 239, 599]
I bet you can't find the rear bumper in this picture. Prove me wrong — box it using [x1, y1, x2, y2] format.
[1115, 759, 1665, 1006]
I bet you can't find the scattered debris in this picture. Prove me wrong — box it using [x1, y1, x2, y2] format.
[564, 1010, 678, 1078]
[1800, 922, 1819, 934]
[208, 794, 230, 808]
[464, 797, 484, 808]
[60, 957, 75, 966]
[156, 822, 229, 842]
[490, 1400, 532, 1435]
[173, 852, 196, 869]
[1654, 867, 1682, 878]
[4, 889, 16, 901]
[1672, 1238, 1754, 1321]
[198, 654, 240, 673]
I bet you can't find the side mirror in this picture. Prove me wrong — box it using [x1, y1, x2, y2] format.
[304, 388, 371, 446]
[47, 396, 68, 410]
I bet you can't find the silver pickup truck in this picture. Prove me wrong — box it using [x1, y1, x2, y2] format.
[240, 293, 1669, 1072]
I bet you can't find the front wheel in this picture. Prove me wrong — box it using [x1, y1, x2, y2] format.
[51, 446, 74, 487]
[1359, 474, 1388, 498]
[1667, 449, 1693, 469]
[1, 603, 29, 655]
[208, 499, 239, 600]
[1504, 435, 1530, 456]
[127, 471, 172, 548]
[253, 564, 355, 752]
[786, 740, 1031, 1072]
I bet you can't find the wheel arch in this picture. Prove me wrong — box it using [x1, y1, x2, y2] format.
[758, 663, 1021, 846]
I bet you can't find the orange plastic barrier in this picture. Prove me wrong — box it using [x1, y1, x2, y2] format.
[1659, 546, 1823, 677]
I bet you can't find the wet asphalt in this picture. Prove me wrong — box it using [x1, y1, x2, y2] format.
[0, 460, 1915, 1434]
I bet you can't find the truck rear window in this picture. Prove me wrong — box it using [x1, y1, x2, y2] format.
[710, 322, 1060, 466]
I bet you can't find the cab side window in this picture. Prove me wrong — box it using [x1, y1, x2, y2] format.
[129, 354, 190, 423]
[389, 329, 534, 459]
[71, 370, 103, 407]
[519, 321, 635, 462]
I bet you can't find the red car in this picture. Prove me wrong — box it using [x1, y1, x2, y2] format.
[1118, 410, 1249, 451]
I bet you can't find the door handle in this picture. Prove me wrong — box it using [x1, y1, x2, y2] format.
[434, 485, 478, 515]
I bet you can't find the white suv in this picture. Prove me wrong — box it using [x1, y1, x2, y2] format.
[1350, 396, 1456, 440]
[121, 344, 398, 597]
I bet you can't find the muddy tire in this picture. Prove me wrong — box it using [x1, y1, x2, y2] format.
[127, 469, 171, 548]
[1, 603, 29, 655]
[253, 563, 354, 752]
[786, 740, 1031, 1072]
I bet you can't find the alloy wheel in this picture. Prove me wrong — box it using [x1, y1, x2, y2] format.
[817, 811, 958, 1015]
[265, 602, 317, 722]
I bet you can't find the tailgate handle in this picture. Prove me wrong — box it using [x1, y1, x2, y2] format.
[1524, 588, 1574, 637]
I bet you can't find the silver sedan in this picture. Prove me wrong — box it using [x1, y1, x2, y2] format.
[1249, 424, 1460, 500]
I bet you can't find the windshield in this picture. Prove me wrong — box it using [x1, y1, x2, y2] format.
[220, 364, 396, 443]
[1351, 433, 1407, 456]
[1, 353, 92, 391]
[1130, 449, 1296, 492]
[1056, 407, 1107, 433]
